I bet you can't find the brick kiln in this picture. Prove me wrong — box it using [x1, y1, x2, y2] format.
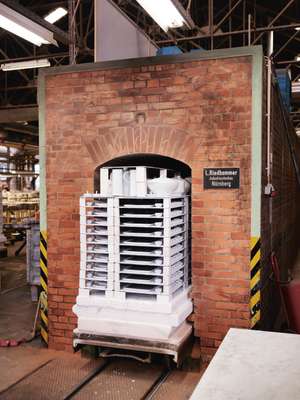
[38, 46, 300, 360]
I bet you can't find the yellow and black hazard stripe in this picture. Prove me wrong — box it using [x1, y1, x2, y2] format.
[40, 231, 48, 344]
[250, 237, 261, 328]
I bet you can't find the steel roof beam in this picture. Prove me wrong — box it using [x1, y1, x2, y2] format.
[0, 0, 69, 45]
[252, 0, 296, 45]
[0, 106, 38, 123]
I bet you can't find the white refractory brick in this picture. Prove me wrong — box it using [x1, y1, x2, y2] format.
[77, 289, 115, 300]
[100, 168, 110, 195]
[130, 169, 137, 196]
[135, 166, 147, 182]
[136, 181, 147, 196]
[112, 169, 123, 195]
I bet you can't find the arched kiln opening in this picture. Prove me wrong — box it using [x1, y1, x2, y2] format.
[94, 153, 191, 191]
[74, 153, 193, 354]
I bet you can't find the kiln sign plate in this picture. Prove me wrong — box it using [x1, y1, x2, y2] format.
[203, 168, 240, 189]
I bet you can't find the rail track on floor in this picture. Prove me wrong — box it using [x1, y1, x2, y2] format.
[0, 355, 180, 400]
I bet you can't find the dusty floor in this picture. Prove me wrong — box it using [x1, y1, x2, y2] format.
[0, 245, 205, 399]
[0, 343, 205, 399]
[0, 343, 59, 393]
[0, 242, 37, 341]
[0, 283, 205, 399]
[0, 285, 37, 340]
[0, 242, 27, 293]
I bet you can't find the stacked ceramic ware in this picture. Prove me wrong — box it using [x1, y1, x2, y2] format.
[74, 166, 193, 342]
[114, 196, 189, 302]
[79, 196, 115, 297]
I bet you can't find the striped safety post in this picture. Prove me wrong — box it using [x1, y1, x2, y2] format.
[250, 237, 261, 328]
[40, 231, 48, 344]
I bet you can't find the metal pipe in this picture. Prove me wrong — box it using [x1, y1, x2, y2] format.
[252, 0, 296, 45]
[0, 86, 36, 92]
[242, 0, 246, 45]
[229, 0, 232, 48]
[213, 0, 243, 34]
[156, 22, 300, 44]
[266, 31, 273, 186]
[209, 0, 214, 50]
[277, 59, 300, 65]
[248, 14, 251, 45]
[0, 52, 69, 63]
[69, 0, 77, 64]
[272, 30, 300, 59]
[0, 171, 39, 176]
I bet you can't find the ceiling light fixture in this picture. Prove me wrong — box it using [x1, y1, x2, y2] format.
[0, 3, 57, 46]
[1, 58, 51, 71]
[44, 7, 68, 24]
[135, 0, 194, 32]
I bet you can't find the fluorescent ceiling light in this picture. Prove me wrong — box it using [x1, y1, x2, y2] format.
[1, 59, 50, 71]
[44, 7, 68, 24]
[292, 84, 300, 93]
[296, 56, 300, 61]
[0, 3, 57, 46]
[136, 0, 194, 32]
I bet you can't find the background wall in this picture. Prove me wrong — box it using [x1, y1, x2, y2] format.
[260, 78, 300, 330]
[44, 55, 253, 360]
[95, 0, 157, 62]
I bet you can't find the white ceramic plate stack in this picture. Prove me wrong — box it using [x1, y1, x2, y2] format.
[114, 196, 190, 301]
[79, 194, 115, 296]
[75, 191, 193, 343]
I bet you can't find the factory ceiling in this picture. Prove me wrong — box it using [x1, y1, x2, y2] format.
[0, 0, 299, 144]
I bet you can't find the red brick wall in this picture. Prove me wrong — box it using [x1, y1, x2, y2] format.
[260, 76, 300, 330]
[44, 56, 253, 358]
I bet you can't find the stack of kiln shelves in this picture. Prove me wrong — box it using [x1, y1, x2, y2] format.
[73, 167, 192, 342]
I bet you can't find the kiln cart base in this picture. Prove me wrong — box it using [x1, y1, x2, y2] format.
[73, 321, 193, 365]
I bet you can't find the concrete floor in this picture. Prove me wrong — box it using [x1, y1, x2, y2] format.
[0, 283, 204, 398]
[0, 343, 204, 399]
[0, 242, 37, 341]
[0, 244, 57, 394]
[0, 285, 37, 340]
[0, 245, 205, 399]
[0, 243, 27, 293]
[0, 343, 59, 393]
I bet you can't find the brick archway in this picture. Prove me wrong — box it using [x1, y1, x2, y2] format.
[83, 125, 199, 168]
